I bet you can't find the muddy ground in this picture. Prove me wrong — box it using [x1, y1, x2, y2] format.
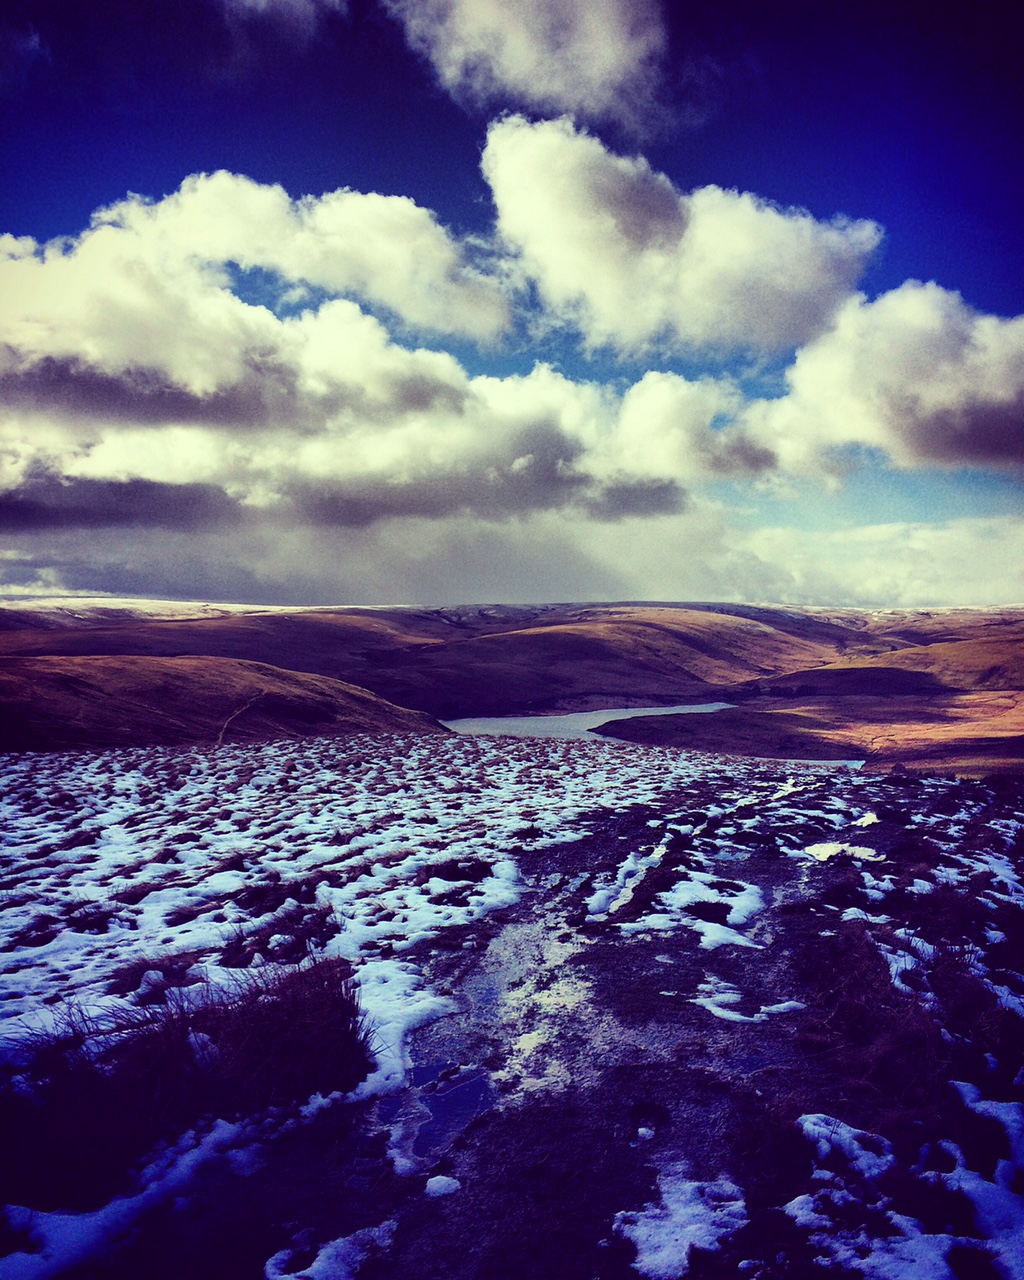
[1, 739, 1022, 1279]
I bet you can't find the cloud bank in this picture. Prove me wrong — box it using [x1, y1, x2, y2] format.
[2, 127, 1023, 606]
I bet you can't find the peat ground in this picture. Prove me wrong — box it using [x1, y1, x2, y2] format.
[0, 735, 1022, 1278]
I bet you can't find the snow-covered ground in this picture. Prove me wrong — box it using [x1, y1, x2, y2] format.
[1, 735, 1022, 1278]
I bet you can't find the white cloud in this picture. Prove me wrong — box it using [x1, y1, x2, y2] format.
[745, 281, 1024, 473]
[0, 172, 507, 392]
[614, 372, 773, 479]
[0, 212, 697, 528]
[482, 116, 881, 355]
[4, 170, 1024, 609]
[383, 0, 665, 128]
[739, 516, 1024, 607]
[5, 174, 776, 530]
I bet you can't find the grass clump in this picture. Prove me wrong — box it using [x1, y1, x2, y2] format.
[0, 957, 372, 1212]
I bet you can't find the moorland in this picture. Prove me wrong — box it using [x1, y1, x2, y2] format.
[1, 599, 1023, 771]
[2, 598, 1024, 1279]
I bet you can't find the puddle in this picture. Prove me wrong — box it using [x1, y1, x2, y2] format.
[379, 1061, 494, 1172]
[412, 1067, 493, 1157]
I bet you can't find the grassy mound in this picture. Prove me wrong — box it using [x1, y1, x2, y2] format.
[0, 958, 372, 1212]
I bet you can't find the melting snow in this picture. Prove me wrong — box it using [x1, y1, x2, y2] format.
[615, 1163, 748, 1278]
[803, 842, 885, 862]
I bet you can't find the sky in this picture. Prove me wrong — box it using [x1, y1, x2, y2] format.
[1, 0, 1023, 608]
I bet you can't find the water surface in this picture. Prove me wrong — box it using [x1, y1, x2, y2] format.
[442, 702, 733, 740]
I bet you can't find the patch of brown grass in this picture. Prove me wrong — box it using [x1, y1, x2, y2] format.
[0, 957, 371, 1212]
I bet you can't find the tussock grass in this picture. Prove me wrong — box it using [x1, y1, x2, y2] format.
[0, 957, 371, 1212]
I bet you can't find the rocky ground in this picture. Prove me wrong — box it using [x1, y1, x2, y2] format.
[1, 734, 1022, 1279]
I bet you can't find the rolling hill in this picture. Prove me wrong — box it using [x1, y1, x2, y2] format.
[0, 601, 897, 718]
[1, 599, 1023, 768]
[0, 655, 446, 752]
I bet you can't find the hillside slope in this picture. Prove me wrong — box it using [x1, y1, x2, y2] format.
[2, 600, 1023, 765]
[0, 655, 447, 752]
[0, 601, 888, 717]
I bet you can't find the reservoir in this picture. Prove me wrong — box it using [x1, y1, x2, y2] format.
[441, 702, 733, 740]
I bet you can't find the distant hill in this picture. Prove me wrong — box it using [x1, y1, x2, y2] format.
[0, 600, 910, 718]
[1, 599, 1022, 768]
[0, 655, 447, 752]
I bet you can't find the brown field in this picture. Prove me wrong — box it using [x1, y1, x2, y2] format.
[597, 690, 1024, 774]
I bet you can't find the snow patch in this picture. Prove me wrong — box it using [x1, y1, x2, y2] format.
[615, 1163, 747, 1278]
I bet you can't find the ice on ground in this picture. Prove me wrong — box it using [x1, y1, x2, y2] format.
[615, 1163, 748, 1279]
[622, 870, 763, 950]
[586, 842, 667, 919]
[0, 1120, 253, 1280]
[691, 977, 762, 1023]
[788, 1110, 1024, 1280]
[690, 976, 805, 1023]
[952, 1082, 1024, 1174]
[797, 1115, 894, 1180]
[3, 733, 1023, 1276]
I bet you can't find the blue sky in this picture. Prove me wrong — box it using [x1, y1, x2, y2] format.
[1, 0, 1022, 606]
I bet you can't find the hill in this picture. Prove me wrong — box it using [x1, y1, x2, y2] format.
[0, 600, 904, 718]
[1, 599, 1023, 766]
[0, 655, 447, 752]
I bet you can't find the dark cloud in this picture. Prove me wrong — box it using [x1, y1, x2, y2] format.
[583, 478, 685, 520]
[0, 472, 243, 531]
[0, 352, 473, 435]
[313, 372, 470, 425]
[0, 358, 288, 428]
[291, 422, 591, 526]
[701, 434, 777, 476]
[897, 394, 1024, 471]
[0, 544, 283, 605]
[285, 423, 690, 527]
[585, 162, 686, 251]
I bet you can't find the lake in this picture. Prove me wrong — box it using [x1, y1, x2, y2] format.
[441, 702, 734, 740]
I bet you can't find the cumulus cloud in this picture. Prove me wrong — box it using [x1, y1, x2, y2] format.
[746, 281, 1024, 473]
[0, 172, 507, 381]
[0, 182, 708, 531]
[4, 168, 1024, 609]
[615, 373, 775, 479]
[482, 116, 881, 356]
[8, 174, 773, 535]
[383, 0, 665, 129]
